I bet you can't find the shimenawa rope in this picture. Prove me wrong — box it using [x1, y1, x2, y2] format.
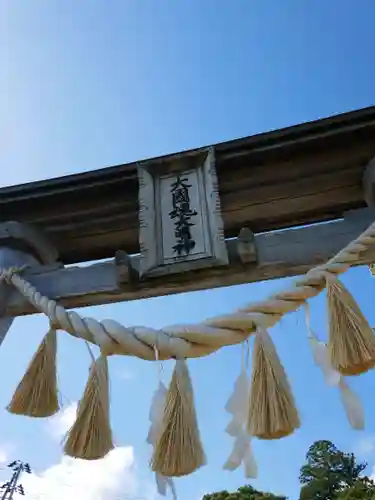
[1, 220, 375, 361]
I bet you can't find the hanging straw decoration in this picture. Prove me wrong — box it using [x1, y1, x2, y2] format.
[64, 344, 114, 460]
[7, 325, 59, 418]
[147, 346, 177, 499]
[326, 273, 375, 376]
[247, 329, 300, 440]
[223, 342, 257, 478]
[306, 305, 364, 430]
[151, 358, 206, 477]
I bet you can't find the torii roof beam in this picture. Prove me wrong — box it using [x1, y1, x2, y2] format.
[2, 106, 375, 265]
[2, 106, 375, 317]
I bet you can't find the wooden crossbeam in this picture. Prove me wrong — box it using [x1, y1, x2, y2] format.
[4, 208, 375, 318]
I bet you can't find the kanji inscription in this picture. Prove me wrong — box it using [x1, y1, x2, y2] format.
[137, 148, 228, 277]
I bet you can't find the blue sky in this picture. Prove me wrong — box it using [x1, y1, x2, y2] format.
[2, 1, 375, 499]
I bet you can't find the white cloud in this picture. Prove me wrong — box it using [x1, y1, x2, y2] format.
[46, 402, 78, 440]
[0, 443, 16, 470]
[6, 404, 156, 500]
[0, 448, 8, 465]
[357, 435, 375, 456]
[14, 446, 144, 500]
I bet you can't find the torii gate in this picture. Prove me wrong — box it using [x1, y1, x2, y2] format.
[1, 106, 375, 492]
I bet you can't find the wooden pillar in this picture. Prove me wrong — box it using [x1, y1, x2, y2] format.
[0, 222, 58, 345]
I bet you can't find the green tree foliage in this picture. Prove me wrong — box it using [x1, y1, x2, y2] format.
[202, 485, 286, 500]
[204, 440, 375, 500]
[335, 477, 375, 500]
[299, 440, 373, 499]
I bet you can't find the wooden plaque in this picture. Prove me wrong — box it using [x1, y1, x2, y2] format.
[137, 147, 228, 278]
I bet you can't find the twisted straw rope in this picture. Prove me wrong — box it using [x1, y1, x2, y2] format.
[1, 221, 375, 361]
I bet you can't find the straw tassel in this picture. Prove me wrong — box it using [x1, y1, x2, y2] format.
[247, 329, 300, 440]
[147, 381, 177, 499]
[147, 344, 178, 499]
[151, 359, 206, 477]
[64, 353, 114, 460]
[7, 326, 59, 418]
[326, 273, 375, 376]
